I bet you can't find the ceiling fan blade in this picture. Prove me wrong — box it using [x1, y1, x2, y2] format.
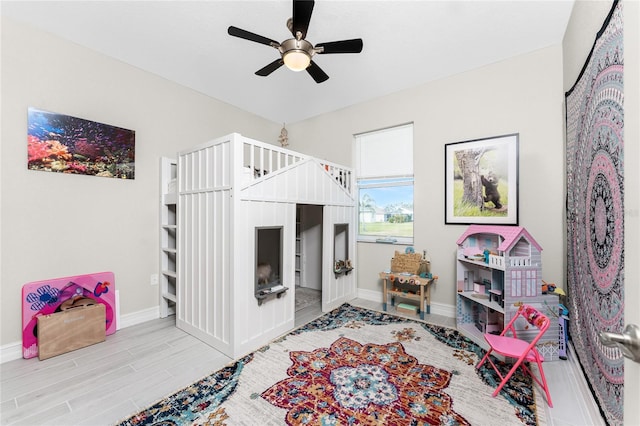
[255, 59, 284, 76]
[292, 0, 314, 39]
[306, 60, 329, 83]
[228, 26, 279, 47]
[316, 38, 363, 54]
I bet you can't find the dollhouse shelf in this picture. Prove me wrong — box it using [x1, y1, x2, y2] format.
[455, 225, 560, 360]
[458, 256, 495, 268]
[457, 291, 504, 313]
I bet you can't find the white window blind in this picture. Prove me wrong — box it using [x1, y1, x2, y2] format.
[355, 124, 413, 178]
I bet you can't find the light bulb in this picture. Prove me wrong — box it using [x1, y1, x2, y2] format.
[283, 50, 311, 72]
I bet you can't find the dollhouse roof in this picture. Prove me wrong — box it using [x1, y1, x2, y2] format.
[456, 225, 542, 252]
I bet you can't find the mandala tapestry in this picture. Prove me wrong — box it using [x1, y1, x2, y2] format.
[565, 1, 624, 424]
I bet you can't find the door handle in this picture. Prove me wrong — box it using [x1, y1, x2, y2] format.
[599, 324, 640, 363]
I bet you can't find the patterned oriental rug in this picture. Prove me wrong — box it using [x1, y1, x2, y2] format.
[118, 304, 546, 425]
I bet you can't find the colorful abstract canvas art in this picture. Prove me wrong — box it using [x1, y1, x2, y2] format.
[27, 108, 135, 179]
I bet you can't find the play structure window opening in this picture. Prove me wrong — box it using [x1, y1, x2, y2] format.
[255, 227, 283, 291]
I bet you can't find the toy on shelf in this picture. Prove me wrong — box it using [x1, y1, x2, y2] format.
[334, 259, 354, 278]
[541, 280, 556, 294]
[396, 303, 418, 315]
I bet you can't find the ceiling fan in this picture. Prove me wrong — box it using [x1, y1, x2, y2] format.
[227, 0, 363, 83]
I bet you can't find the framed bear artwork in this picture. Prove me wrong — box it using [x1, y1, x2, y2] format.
[444, 133, 519, 225]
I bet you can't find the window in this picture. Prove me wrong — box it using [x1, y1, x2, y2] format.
[355, 124, 413, 244]
[255, 227, 282, 292]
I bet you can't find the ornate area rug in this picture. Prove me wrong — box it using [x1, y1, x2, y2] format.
[118, 304, 545, 425]
[565, 1, 624, 424]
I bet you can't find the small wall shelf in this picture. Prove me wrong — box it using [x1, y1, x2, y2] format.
[255, 286, 289, 306]
[334, 266, 354, 278]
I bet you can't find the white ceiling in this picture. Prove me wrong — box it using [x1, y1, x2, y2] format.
[1, 0, 575, 124]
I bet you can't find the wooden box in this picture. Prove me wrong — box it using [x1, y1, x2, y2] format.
[37, 304, 106, 360]
[396, 302, 418, 315]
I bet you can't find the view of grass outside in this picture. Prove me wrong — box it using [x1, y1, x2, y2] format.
[358, 180, 414, 240]
[358, 221, 413, 237]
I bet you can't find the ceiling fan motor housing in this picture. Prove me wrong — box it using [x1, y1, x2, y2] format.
[280, 38, 315, 71]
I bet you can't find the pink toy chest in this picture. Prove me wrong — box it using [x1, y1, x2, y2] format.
[21, 271, 116, 359]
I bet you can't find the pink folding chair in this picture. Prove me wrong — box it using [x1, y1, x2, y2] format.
[476, 304, 553, 407]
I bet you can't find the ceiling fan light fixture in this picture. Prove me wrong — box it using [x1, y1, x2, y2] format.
[280, 38, 314, 72]
[228, 0, 363, 82]
[283, 50, 311, 71]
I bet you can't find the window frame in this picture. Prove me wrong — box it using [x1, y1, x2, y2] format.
[354, 124, 414, 245]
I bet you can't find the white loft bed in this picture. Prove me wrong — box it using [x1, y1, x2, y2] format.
[166, 133, 357, 358]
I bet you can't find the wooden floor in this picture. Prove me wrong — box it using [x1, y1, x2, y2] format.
[0, 298, 603, 426]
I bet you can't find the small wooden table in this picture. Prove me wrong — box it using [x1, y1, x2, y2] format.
[380, 272, 438, 320]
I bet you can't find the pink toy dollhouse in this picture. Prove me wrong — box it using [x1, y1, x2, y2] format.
[455, 225, 559, 361]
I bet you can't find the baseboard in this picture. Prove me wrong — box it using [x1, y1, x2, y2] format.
[118, 306, 160, 329]
[0, 305, 160, 364]
[356, 288, 455, 318]
[356, 288, 384, 303]
[566, 341, 606, 425]
[429, 301, 456, 318]
[0, 342, 23, 364]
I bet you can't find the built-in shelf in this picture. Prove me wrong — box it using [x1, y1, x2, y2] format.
[159, 157, 178, 318]
[295, 208, 302, 287]
[162, 270, 177, 278]
[162, 292, 177, 303]
[163, 193, 177, 205]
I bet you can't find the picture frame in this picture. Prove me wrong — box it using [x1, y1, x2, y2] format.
[27, 107, 135, 179]
[444, 133, 519, 225]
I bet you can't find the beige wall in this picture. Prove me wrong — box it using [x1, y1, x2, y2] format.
[0, 17, 281, 347]
[287, 45, 565, 312]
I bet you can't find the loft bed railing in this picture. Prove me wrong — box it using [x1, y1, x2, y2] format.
[241, 139, 353, 196]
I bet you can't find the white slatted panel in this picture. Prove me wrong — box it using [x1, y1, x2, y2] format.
[231, 200, 295, 357]
[322, 205, 357, 312]
[177, 138, 233, 355]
